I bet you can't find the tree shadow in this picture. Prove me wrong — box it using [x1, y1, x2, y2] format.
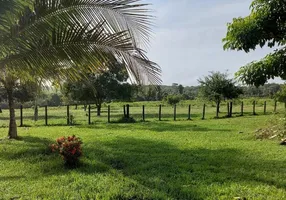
[2, 135, 286, 199]
[78, 122, 231, 133]
[83, 137, 286, 199]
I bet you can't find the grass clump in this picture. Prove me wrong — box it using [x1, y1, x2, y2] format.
[116, 116, 136, 123]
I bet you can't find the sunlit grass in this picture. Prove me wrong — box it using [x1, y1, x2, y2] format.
[1, 111, 286, 199]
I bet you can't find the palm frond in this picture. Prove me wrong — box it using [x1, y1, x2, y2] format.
[0, 0, 154, 50]
[0, 21, 161, 84]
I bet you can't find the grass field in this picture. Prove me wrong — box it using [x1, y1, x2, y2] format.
[1, 103, 286, 199]
[0, 98, 284, 127]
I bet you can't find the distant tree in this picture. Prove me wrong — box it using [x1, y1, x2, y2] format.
[47, 93, 62, 107]
[198, 72, 243, 117]
[275, 84, 286, 109]
[63, 64, 132, 116]
[178, 84, 184, 95]
[166, 95, 181, 105]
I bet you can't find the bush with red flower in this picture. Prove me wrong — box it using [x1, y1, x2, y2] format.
[50, 135, 82, 166]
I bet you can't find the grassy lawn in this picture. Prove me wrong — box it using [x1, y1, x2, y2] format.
[0, 98, 283, 127]
[1, 112, 286, 199]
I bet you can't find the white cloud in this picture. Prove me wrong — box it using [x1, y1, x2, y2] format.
[146, 0, 276, 86]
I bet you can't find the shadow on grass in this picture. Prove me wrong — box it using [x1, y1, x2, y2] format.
[79, 121, 231, 133]
[84, 137, 286, 199]
[2, 134, 286, 199]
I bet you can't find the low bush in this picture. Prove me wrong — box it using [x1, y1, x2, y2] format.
[50, 135, 82, 167]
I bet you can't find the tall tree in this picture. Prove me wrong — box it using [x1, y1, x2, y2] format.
[0, 0, 161, 138]
[63, 64, 132, 116]
[198, 72, 243, 117]
[223, 0, 286, 86]
[275, 84, 286, 109]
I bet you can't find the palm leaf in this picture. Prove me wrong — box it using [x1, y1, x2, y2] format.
[0, 21, 161, 84]
[0, 0, 154, 50]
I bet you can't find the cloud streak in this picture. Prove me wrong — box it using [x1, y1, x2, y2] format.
[147, 0, 275, 85]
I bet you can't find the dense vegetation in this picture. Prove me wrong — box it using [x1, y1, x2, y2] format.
[223, 0, 286, 86]
[0, 83, 282, 108]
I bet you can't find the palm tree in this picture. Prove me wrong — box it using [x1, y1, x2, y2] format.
[0, 0, 161, 139]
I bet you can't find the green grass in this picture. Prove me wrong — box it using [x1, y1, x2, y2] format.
[0, 99, 284, 127]
[1, 112, 286, 199]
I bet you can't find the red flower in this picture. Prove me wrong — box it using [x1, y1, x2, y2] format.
[71, 148, 77, 155]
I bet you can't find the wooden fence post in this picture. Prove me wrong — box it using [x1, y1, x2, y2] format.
[202, 104, 206, 120]
[188, 105, 191, 120]
[174, 104, 177, 121]
[159, 105, 162, 121]
[215, 102, 219, 118]
[253, 101, 256, 115]
[108, 105, 111, 123]
[123, 105, 126, 117]
[229, 102, 233, 117]
[241, 101, 244, 116]
[126, 104, 130, 118]
[45, 105, 48, 126]
[227, 102, 230, 117]
[20, 105, 23, 127]
[67, 105, 70, 125]
[264, 101, 267, 115]
[274, 101, 277, 113]
[88, 105, 91, 125]
[142, 105, 145, 122]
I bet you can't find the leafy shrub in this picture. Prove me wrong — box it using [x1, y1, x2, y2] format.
[117, 116, 136, 123]
[165, 95, 181, 105]
[69, 114, 75, 125]
[50, 135, 82, 167]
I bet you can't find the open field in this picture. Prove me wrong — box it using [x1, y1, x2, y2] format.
[1, 108, 286, 199]
[0, 99, 284, 127]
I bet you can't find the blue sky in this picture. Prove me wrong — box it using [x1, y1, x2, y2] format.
[145, 0, 275, 86]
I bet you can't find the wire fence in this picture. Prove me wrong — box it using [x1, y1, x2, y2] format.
[0, 100, 284, 127]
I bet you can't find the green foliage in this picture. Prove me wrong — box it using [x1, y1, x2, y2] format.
[116, 116, 136, 123]
[223, 0, 286, 86]
[275, 84, 286, 104]
[50, 135, 82, 167]
[198, 71, 243, 104]
[62, 63, 133, 114]
[165, 95, 181, 105]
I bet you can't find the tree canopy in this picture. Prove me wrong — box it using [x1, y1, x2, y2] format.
[198, 71, 243, 116]
[62, 63, 133, 115]
[223, 0, 286, 86]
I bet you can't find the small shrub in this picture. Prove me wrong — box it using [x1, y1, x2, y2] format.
[69, 114, 75, 125]
[50, 135, 82, 167]
[165, 95, 182, 105]
[117, 116, 136, 123]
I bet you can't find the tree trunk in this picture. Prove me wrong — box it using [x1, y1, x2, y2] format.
[7, 88, 17, 139]
[34, 105, 38, 121]
[216, 102, 220, 118]
[97, 104, 101, 116]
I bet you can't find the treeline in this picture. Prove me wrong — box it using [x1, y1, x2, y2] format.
[132, 83, 281, 101]
[0, 82, 282, 109]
